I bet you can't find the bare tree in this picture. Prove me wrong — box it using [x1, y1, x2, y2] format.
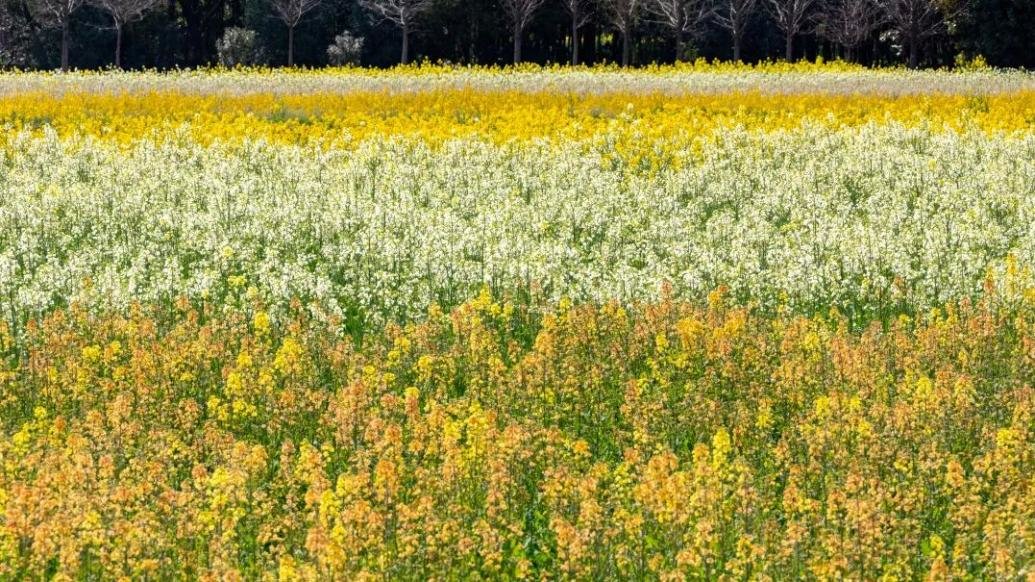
[765, 0, 814, 60]
[598, 0, 641, 66]
[560, 0, 592, 65]
[28, 0, 83, 70]
[91, 0, 158, 68]
[646, 0, 714, 61]
[502, 0, 545, 63]
[815, 0, 880, 61]
[714, 0, 758, 62]
[268, 0, 322, 66]
[359, 0, 434, 64]
[877, 0, 963, 68]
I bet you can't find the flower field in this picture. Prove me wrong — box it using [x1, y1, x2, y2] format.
[1, 65, 1034, 579]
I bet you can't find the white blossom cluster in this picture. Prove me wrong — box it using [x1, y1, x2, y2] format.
[1, 125, 1033, 326]
[1, 67, 1033, 97]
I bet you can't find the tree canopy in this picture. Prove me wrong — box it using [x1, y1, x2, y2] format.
[1, 0, 1031, 69]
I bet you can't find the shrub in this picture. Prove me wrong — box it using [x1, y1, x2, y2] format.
[216, 27, 262, 67]
[327, 30, 364, 66]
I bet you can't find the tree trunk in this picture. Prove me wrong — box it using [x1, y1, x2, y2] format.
[675, 29, 684, 62]
[287, 25, 294, 66]
[785, 32, 793, 61]
[908, 34, 919, 68]
[571, 17, 579, 65]
[401, 24, 410, 64]
[621, 30, 631, 66]
[161, 0, 177, 67]
[229, 0, 242, 23]
[61, 19, 70, 71]
[733, 34, 741, 63]
[115, 24, 123, 68]
[513, 24, 522, 63]
[589, 21, 599, 63]
[181, 0, 204, 66]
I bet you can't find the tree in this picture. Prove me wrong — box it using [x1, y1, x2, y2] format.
[956, 0, 1035, 68]
[560, 0, 591, 65]
[358, 0, 434, 64]
[646, 0, 713, 61]
[268, 0, 322, 66]
[174, 0, 230, 67]
[598, 0, 641, 66]
[0, 0, 34, 68]
[765, 0, 814, 60]
[92, 0, 159, 67]
[502, 0, 545, 63]
[877, 0, 963, 68]
[714, 0, 758, 61]
[28, 0, 83, 70]
[815, 0, 880, 61]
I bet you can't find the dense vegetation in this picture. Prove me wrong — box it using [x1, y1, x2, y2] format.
[2, 287, 1034, 578]
[1, 65, 1033, 579]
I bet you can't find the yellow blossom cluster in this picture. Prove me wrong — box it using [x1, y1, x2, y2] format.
[0, 89, 1032, 147]
[0, 287, 1032, 578]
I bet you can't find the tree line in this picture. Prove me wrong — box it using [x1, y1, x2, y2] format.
[0, 0, 1032, 70]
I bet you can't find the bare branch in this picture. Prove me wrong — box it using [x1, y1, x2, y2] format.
[28, 0, 85, 68]
[647, 0, 713, 38]
[358, 0, 434, 30]
[878, 0, 960, 39]
[358, 0, 434, 63]
[598, 0, 641, 35]
[92, 0, 158, 28]
[815, 0, 881, 57]
[597, 0, 642, 65]
[28, 0, 83, 28]
[561, 0, 593, 30]
[561, 0, 593, 64]
[646, 0, 714, 48]
[90, 0, 158, 66]
[501, 0, 546, 61]
[876, 0, 967, 66]
[502, 0, 546, 34]
[714, 0, 758, 61]
[765, 0, 814, 58]
[268, 0, 322, 29]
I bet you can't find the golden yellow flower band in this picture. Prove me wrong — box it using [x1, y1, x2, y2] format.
[2, 89, 1033, 145]
[1, 290, 1033, 579]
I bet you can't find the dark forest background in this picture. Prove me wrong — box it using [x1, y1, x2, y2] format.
[0, 0, 1031, 71]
